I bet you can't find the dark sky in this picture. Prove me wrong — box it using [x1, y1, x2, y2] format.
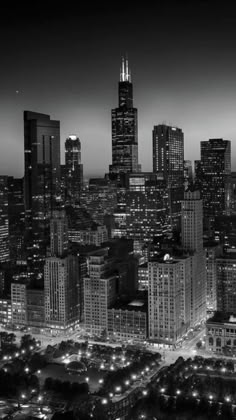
[0, 1, 236, 177]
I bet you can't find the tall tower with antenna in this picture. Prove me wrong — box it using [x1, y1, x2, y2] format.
[109, 56, 140, 175]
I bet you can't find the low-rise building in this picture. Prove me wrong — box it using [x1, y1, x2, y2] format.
[206, 312, 236, 354]
[108, 298, 148, 342]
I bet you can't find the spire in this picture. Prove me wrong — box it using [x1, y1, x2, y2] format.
[125, 57, 130, 82]
[120, 55, 131, 82]
[120, 56, 125, 82]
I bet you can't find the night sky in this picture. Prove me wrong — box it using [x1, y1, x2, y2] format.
[1, 2, 236, 178]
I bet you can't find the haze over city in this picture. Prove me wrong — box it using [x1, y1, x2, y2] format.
[0, 2, 236, 177]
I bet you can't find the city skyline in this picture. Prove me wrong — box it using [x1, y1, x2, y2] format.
[1, 3, 236, 177]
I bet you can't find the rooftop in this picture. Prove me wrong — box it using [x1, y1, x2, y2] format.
[207, 312, 236, 324]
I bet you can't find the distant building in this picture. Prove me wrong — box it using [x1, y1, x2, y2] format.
[80, 178, 117, 226]
[138, 263, 148, 291]
[7, 177, 25, 262]
[0, 298, 12, 325]
[61, 135, 83, 203]
[69, 224, 108, 247]
[231, 172, 236, 214]
[197, 138, 231, 231]
[152, 124, 184, 228]
[109, 57, 140, 175]
[113, 172, 170, 252]
[24, 111, 61, 270]
[184, 160, 193, 189]
[213, 215, 236, 248]
[0, 176, 9, 262]
[11, 283, 27, 326]
[204, 242, 222, 314]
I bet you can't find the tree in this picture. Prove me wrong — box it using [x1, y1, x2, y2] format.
[196, 341, 202, 349]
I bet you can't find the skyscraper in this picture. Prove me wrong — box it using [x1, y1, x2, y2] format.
[181, 190, 206, 325]
[112, 172, 170, 252]
[0, 177, 9, 262]
[7, 177, 25, 261]
[148, 255, 191, 345]
[61, 135, 83, 203]
[44, 210, 80, 332]
[24, 111, 61, 268]
[152, 124, 184, 228]
[109, 57, 140, 175]
[198, 138, 231, 229]
[84, 249, 117, 337]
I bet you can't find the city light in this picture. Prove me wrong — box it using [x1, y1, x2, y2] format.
[102, 398, 108, 404]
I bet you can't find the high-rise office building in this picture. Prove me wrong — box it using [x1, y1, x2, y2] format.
[216, 250, 236, 314]
[0, 177, 9, 262]
[148, 254, 191, 345]
[50, 210, 68, 257]
[84, 249, 117, 337]
[152, 125, 184, 228]
[205, 242, 222, 314]
[181, 190, 206, 325]
[112, 173, 170, 252]
[197, 138, 231, 229]
[44, 210, 80, 331]
[109, 57, 140, 175]
[24, 111, 61, 269]
[61, 135, 83, 203]
[80, 178, 117, 226]
[7, 177, 25, 262]
[184, 160, 193, 190]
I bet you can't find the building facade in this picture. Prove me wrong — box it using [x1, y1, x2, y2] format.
[206, 314, 236, 354]
[108, 299, 147, 342]
[198, 138, 231, 230]
[152, 124, 184, 228]
[0, 176, 9, 262]
[181, 190, 206, 325]
[11, 283, 27, 327]
[61, 135, 83, 203]
[216, 251, 236, 313]
[148, 255, 191, 346]
[24, 111, 61, 269]
[83, 249, 117, 337]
